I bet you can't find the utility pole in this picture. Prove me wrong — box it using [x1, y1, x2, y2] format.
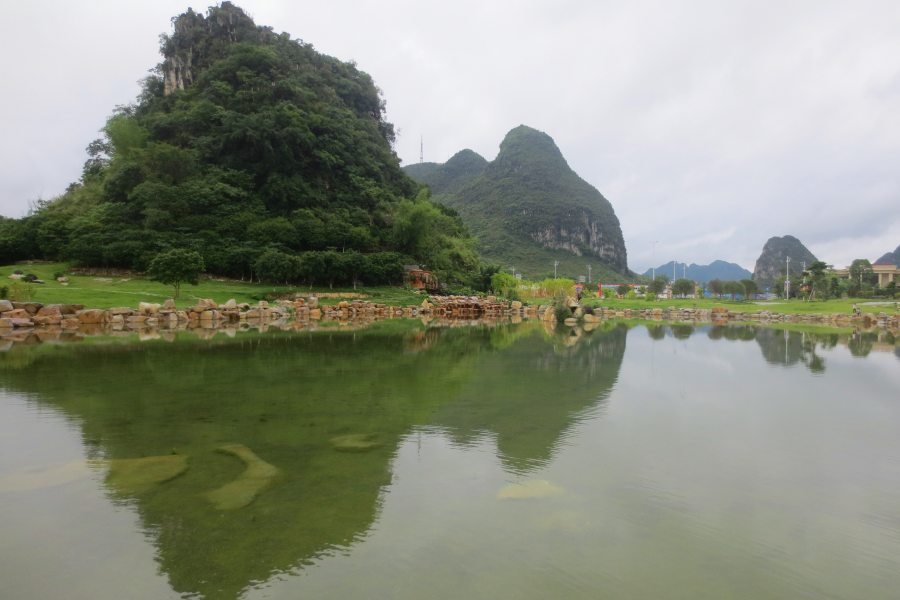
[673, 261, 677, 281]
[587, 264, 592, 283]
[683, 263, 687, 279]
[420, 136, 423, 164]
[651, 241, 659, 281]
[554, 261, 559, 279]
[785, 256, 791, 298]
[510, 266, 515, 278]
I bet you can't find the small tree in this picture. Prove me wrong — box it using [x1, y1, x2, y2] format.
[617, 283, 631, 297]
[254, 250, 299, 285]
[803, 261, 829, 301]
[708, 278, 724, 297]
[723, 280, 745, 300]
[648, 274, 669, 295]
[603, 287, 616, 300]
[848, 259, 874, 296]
[672, 278, 693, 297]
[148, 249, 205, 298]
[740, 279, 758, 297]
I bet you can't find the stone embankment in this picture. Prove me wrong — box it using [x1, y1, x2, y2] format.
[2, 295, 897, 340]
[0, 294, 537, 333]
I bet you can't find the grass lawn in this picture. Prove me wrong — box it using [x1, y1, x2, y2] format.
[536, 295, 899, 316]
[0, 263, 424, 310]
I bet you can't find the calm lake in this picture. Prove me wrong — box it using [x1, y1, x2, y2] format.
[1, 320, 898, 600]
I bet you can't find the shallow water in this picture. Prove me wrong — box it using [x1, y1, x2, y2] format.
[0, 321, 898, 600]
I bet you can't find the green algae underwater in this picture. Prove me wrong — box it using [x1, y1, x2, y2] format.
[0, 319, 899, 600]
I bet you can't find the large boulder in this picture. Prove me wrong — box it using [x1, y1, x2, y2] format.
[0, 300, 14, 312]
[32, 315, 62, 325]
[44, 304, 83, 315]
[76, 309, 109, 324]
[0, 318, 34, 328]
[3, 309, 31, 319]
[36, 306, 62, 318]
[138, 302, 161, 316]
[223, 298, 237, 309]
[12, 302, 43, 315]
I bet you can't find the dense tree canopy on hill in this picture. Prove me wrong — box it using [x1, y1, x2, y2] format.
[0, 2, 478, 288]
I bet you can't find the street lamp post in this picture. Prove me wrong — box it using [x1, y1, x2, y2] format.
[651, 241, 659, 281]
[785, 256, 791, 298]
[587, 264, 592, 284]
[554, 261, 559, 279]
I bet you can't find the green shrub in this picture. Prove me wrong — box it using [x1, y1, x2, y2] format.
[626, 290, 637, 300]
[447, 285, 474, 296]
[12, 269, 22, 275]
[554, 300, 571, 321]
[0, 286, 7, 299]
[645, 292, 657, 301]
[53, 271, 66, 280]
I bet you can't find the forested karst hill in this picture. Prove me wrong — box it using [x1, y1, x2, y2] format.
[0, 2, 478, 287]
[642, 260, 751, 282]
[875, 243, 900, 265]
[752, 235, 818, 285]
[405, 126, 630, 281]
[404, 150, 487, 196]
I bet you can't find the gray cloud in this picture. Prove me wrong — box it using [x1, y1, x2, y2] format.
[3, 0, 898, 272]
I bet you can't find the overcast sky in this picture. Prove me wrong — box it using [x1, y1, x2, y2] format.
[3, 0, 899, 272]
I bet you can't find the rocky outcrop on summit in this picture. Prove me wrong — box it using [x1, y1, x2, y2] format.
[406, 126, 629, 279]
[162, 2, 263, 94]
[752, 236, 818, 285]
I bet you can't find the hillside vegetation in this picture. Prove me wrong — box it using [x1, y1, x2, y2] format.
[0, 2, 479, 288]
[875, 243, 900, 265]
[405, 126, 630, 283]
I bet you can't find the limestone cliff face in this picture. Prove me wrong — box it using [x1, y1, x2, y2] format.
[161, 2, 259, 95]
[752, 235, 818, 284]
[406, 126, 629, 278]
[529, 215, 624, 264]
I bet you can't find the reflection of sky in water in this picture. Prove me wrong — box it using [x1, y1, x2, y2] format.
[0, 322, 898, 600]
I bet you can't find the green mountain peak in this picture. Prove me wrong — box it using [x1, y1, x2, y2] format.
[405, 126, 629, 280]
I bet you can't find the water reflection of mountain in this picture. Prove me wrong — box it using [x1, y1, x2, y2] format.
[434, 324, 627, 474]
[0, 321, 625, 600]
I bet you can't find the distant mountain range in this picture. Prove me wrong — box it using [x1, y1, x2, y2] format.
[404, 126, 630, 282]
[875, 243, 900, 265]
[641, 260, 751, 282]
[752, 235, 818, 286]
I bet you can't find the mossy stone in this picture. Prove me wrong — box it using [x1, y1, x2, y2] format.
[105, 455, 189, 494]
[497, 480, 565, 500]
[329, 434, 382, 453]
[206, 445, 281, 510]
